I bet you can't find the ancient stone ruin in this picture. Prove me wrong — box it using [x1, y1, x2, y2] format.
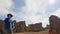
[13, 21, 43, 32]
[49, 15, 60, 34]
[0, 20, 44, 33]
[13, 21, 26, 33]
[0, 20, 5, 33]
[45, 24, 50, 30]
[28, 23, 43, 32]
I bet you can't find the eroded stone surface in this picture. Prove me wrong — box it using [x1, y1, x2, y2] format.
[49, 15, 60, 34]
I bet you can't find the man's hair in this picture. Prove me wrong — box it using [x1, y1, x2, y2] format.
[7, 13, 13, 17]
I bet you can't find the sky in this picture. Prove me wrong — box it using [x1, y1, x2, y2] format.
[0, 0, 60, 27]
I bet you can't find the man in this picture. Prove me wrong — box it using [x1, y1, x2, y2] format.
[4, 13, 13, 34]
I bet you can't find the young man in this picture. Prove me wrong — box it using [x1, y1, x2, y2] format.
[4, 14, 13, 34]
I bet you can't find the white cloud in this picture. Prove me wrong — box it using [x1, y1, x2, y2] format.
[0, 0, 50, 27]
[24, 14, 41, 24]
[0, 0, 14, 15]
[0, 0, 13, 8]
[49, 0, 56, 5]
[24, 0, 48, 14]
[17, 0, 49, 27]
[51, 8, 60, 17]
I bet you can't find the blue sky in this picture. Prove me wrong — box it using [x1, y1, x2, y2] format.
[0, 0, 60, 27]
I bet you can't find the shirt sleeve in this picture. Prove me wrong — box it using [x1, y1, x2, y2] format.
[4, 18, 10, 23]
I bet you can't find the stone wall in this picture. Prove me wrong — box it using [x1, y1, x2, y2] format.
[0, 20, 5, 33]
[28, 23, 43, 32]
[49, 15, 60, 34]
[45, 25, 50, 29]
[0, 20, 3, 30]
[13, 21, 26, 33]
[0, 20, 48, 33]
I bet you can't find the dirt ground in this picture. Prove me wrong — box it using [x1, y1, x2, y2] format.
[14, 29, 49, 34]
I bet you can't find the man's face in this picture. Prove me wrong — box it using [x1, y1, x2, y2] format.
[8, 15, 12, 18]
